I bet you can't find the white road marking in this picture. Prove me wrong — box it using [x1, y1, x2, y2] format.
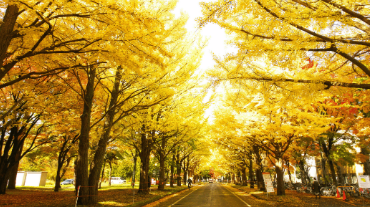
[223, 185, 251, 207]
[168, 187, 200, 206]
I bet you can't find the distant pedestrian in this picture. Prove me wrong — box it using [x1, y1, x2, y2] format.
[312, 178, 320, 199]
[187, 178, 192, 189]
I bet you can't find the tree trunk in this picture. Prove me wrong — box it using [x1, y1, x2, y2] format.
[54, 162, 63, 192]
[76, 65, 96, 205]
[0, 169, 11, 194]
[186, 156, 189, 182]
[61, 156, 73, 182]
[320, 154, 329, 185]
[7, 140, 24, 190]
[109, 162, 112, 186]
[182, 159, 187, 185]
[55, 144, 69, 192]
[87, 66, 122, 204]
[336, 163, 343, 185]
[166, 169, 169, 184]
[132, 155, 137, 188]
[7, 164, 18, 189]
[158, 151, 165, 190]
[328, 159, 337, 185]
[0, 124, 36, 194]
[275, 157, 285, 195]
[361, 148, 370, 175]
[253, 145, 265, 191]
[249, 157, 254, 188]
[241, 166, 247, 186]
[99, 161, 105, 189]
[299, 160, 307, 185]
[236, 170, 241, 184]
[286, 160, 293, 183]
[170, 153, 175, 187]
[321, 135, 337, 185]
[176, 152, 181, 186]
[0, 5, 19, 80]
[138, 126, 152, 194]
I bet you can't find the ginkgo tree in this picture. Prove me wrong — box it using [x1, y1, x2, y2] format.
[198, 0, 370, 90]
[46, 1, 201, 204]
[1, 0, 204, 204]
[208, 77, 336, 195]
[0, 77, 59, 194]
[0, 0, 176, 89]
[198, 1, 370, 184]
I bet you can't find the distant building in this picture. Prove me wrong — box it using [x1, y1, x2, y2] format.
[15, 171, 48, 187]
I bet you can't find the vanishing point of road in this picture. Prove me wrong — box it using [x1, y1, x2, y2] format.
[155, 183, 251, 207]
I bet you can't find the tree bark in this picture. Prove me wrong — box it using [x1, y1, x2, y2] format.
[182, 159, 187, 185]
[0, 5, 19, 80]
[253, 145, 265, 191]
[75, 65, 96, 205]
[249, 157, 254, 188]
[132, 154, 137, 188]
[109, 162, 112, 186]
[236, 170, 241, 184]
[55, 137, 75, 192]
[336, 163, 343, 185]
[328, 159, 337, 185]
[321, 135, 338, 185]
[241, 166, 247, 186]
[0, 118, 40, 194]
[54, 160, 63, 192]
[170, 153, 175, 187]
[0, 169, 11, 194]
[7, 141, 23, 189]
[275, 157, 285, 195]
[361, 148, 370, 175]
[299, 160, 307, 185]
[99, 160, 105, 189]
[138, 126, 152, 194]
[7, 164, 18, 189]
[87, 66, 122, 204]
[54, 163, 61, 192]
[186, 156, 189, 182]
[176, 152, 181, 186]
[320, 154, 329, 185]
[286, 160, 293, 183]
[158, 151, 165, 190]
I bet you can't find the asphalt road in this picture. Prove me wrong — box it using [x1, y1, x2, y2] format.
[156, 183, 250, 207]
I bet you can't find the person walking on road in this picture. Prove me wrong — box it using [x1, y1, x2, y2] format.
[312, 178, 321, 199]
[187, 178, 192, 189]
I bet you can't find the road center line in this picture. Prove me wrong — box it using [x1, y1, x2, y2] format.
[168, 186, 200, 206]
[223, 185, 251, 207]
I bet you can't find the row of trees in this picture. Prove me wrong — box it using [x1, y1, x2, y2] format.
[0, 0, 213, 205]
[200, 0, 370, 196]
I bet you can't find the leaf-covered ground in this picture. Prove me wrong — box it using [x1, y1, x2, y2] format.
[231, 184, 370, 207]
[0, 185, 188, 207]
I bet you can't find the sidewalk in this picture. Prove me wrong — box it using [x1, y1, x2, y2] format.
[230, 184, 370, 207]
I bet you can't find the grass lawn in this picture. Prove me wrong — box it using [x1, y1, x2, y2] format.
[2, 183, 188, 206]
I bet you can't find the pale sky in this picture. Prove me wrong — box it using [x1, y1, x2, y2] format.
[172, 0, 236, 123]
[172, 0, 236, 72]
